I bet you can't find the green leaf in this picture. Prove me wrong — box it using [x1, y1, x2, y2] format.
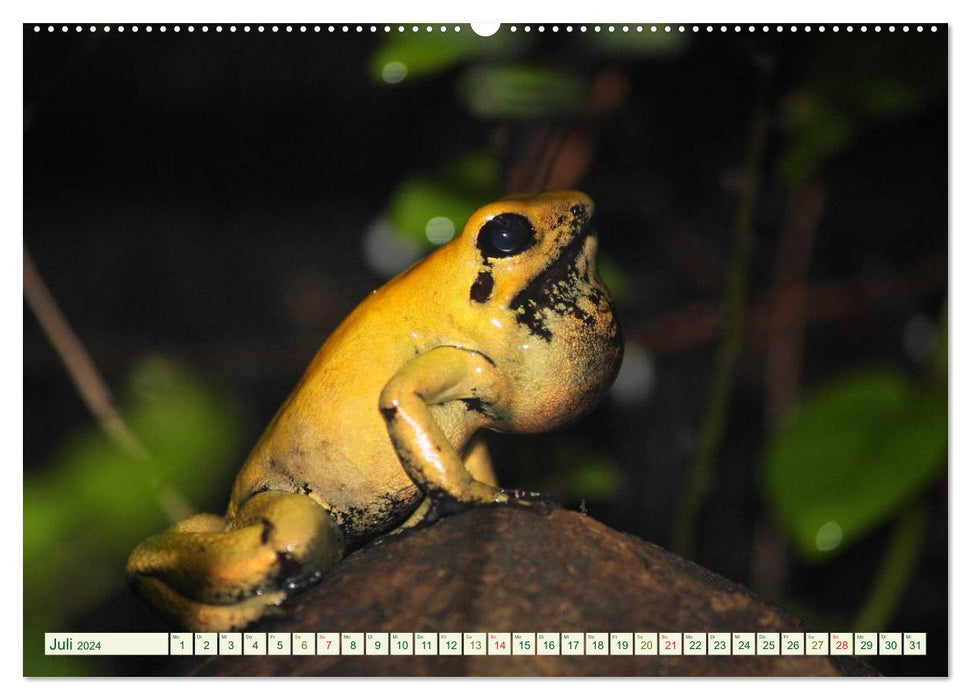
[441, 152, 501, 193]
[777, 94, 855, 185]
[387, 178, 485, 248]
[461, 65, 588, 119]
[777, 36, 945, 184]
[370, 29, 527, 84]
[762, 368, 946, 561]
[386, 153, 500, 248]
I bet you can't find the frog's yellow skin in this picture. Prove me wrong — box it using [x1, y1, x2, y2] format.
[127, 191, 622, 631]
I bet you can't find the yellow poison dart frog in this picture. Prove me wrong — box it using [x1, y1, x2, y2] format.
[127, 191, 623, 631]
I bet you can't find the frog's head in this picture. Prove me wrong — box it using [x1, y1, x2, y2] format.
[457, 190, 623, 430]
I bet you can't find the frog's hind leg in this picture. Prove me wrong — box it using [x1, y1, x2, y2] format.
[126, 491, 343, 631]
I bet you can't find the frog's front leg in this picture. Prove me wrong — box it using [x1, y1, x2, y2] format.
[126, 491, 342, 631]
[379, 346, 550, 516]
[389, 433, 499, 532]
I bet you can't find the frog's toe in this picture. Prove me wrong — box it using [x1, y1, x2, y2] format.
[496, 488, 559, 515]
[130, 574, 287, 632]
[418, 492, 469, 526]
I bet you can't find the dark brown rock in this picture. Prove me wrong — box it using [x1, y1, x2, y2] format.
[179, 506, 875, 676]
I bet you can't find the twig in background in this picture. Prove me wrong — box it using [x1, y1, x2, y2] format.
[23, 246, 148, 460]
[852, 501, 929, 632]
[672, 75, 770, 558]
[502, 69, 627, 194]
[765, 180, 826, 424]
[751, 179, 826, 597]
[24, 247, 194, 522]
[631, 251, 945, 356]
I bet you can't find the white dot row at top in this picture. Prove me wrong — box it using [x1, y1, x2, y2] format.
[32, 24, 940, 35]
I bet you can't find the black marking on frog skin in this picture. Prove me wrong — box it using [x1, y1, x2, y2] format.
[509, 216, 594, 341]
[260, 518, 273, 545]
[470, 269, 494, 303]
[460, 397, 495, 418]
[301, 482, 313, 495]
[279, 470, 301, 493]
[380, 405, 398, 421]
[461, 397, 487, 413]
[338, 490, 418, 545]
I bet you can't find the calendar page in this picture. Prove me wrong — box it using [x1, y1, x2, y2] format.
[22, 8, 948, 679]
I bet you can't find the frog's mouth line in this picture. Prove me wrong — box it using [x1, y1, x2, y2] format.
[508, 217, 595, 341]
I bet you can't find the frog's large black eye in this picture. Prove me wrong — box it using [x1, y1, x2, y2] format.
[476, 213, 536, 258]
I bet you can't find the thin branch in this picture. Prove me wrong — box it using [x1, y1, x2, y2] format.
[630, 251, 946, 357]
[23, 246, 148, 460]
[672, 74, 770, 557]
[502, 69, 627, 194]
[751, 178, 826, 597]
[764, 180, 826, 424]
[852, 501, 928, 632]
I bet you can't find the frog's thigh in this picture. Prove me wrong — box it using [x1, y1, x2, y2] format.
[379, 346, 503, 505]
[127, 491, 342, 631]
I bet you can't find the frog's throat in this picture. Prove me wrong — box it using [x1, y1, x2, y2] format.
[508, 219, 596, 341]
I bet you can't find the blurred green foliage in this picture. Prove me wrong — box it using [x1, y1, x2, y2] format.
[369, 29, 527, 83]
[778, 36, 947, 184]
[544, 442, 626, 503]
[24, 358, 245, 675]
[388, 179, 483, 248]
[596, 256, 634, 306]
[370, 25, 688, 90]
[762, 368, 946, 561]
[461, 65, 589, 119]
[765, 36, 947, 581]
[387, 152, 501, 249]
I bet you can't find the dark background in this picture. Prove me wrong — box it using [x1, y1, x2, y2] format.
[24, 24, 947, 676]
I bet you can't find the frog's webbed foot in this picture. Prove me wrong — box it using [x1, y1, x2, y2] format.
[126, 491, 343, 632]
[418, 491, 474, 526]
